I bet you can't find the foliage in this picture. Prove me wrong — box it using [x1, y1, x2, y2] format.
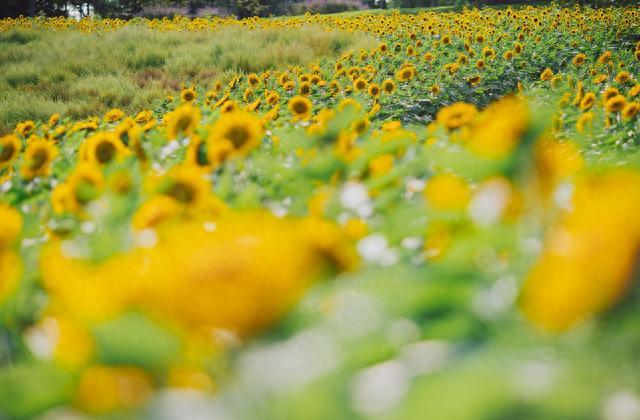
[0, 24, 375, 134]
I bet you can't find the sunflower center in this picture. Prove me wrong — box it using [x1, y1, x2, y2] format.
[95, 141, 116, 164]
[225, 126, 250, 148]
[176, 115, 194, 133]
[30, 148, 48, 169]
[292, 101, 309, 115]
[0, 143, 15, 162]
[168, 181, 197, 204]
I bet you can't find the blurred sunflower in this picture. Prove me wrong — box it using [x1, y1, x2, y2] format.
[0, 134, 22, 169]
[288, 96, 313, 121]
[207, 111, 263, 157]
[165, 104, 201, 140]
[21, 138, 57, 180]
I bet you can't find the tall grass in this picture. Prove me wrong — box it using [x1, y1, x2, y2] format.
[0, 26, 375, 134]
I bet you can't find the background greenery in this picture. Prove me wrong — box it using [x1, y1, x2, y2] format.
[0, 26, 374, 134]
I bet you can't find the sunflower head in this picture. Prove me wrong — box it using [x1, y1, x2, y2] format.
[572, 53, 586, 66]
[605, 95, 627, 113]
[83, 132, 126, 166]
[181, 87, 197, 103]
[220, 100, 238, 113]
[436, 102, 478, 131]
[247, 73, 260, 86]
[207, 111, 264, 157]
[353, 77, 367, 92]
[396, 66, 415, 82]
[21, 138, 57, 180]
[160, 165, 209, 206]
[68, 163, 104, 207]
[382, 79, 395, 94]
[622, 102, 640, 120]
[367, 83, 380, 97]
[165, 104, 202, 140]
[467, 75, 482, 86]
[15, 120, 35, 138]
[0, 134, 22, 168]
[104, 109, 124, 123]
[299, 81, 311, 96]
[133, 195, 181, 230]
[288, 96, 313, 121]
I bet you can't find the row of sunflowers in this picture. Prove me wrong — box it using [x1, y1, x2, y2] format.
[0, 4, 640, 419]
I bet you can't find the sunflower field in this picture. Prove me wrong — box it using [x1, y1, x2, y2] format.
[0, 4, 640, 419]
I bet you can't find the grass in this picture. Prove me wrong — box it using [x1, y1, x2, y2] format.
[0, 25, 375, 134]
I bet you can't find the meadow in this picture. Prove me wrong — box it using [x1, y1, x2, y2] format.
[0, 4, 640, 419]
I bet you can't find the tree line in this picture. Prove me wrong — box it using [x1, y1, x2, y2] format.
[1, 0, 635, 20]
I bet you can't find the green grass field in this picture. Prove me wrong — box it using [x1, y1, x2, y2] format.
[0, 25, 374, 134]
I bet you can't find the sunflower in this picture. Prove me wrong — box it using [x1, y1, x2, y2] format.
[165, 104, 201, 140]
[48, 113, 60, 126]
[592, 74, 608, 84]
[605, 95, 627, 113]
[83, 132, 126, 166]
[243, 88, 253, 103]
[482, 47, 495, 59]
[299, 81, 311, 96]
[382, 79, 395, 94]
[133, 195, 180, 230]
[598, 50, 612, 64]
[436, 102, 478, 131]
[21, 138, 57, 180]
[540, 68, 554, 81]
[266, 91, 280, 105]
[445, 63, 459, 75]
[207, 111, 263, 156]
[247, 73, 260, 86]
[353, 77, 367, 92]
[104, 109, 124, 123]
[181, 87, 197, 103]
[0, 134, 21, 169]
[576, 112, 594, 133]
[67, 163, 104, 208]
[367, 83, 380, 98]
[352, 118, 370, 136]
[288, 96, 313, 121]
[160, 165, 209, 206]
[579, 92, 596, 110]
[622, 102, 640, 120]
[603, 87, 620, 102]
[15, 120, 35, 138]
[514, 42, 523, 54]
[430, 84, 441, 96]
[572, 53, 586, 66]
[615, 71, 632, 84]
[134, 110, 153, 124]
[220, 100, 238, 114]
[329, 80, 341, 95]
[467, 75, 482, 86]
[396, 66, 415, 82]
[338, 98, 362, 113]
